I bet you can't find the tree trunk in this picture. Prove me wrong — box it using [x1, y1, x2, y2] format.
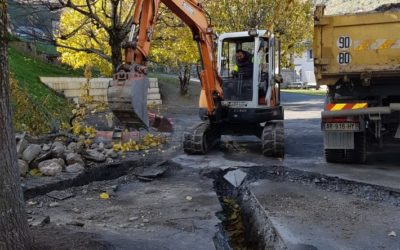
[178, 64, 191, 96]
[0, 1, 33, 249]
[110, 35, 123, 73]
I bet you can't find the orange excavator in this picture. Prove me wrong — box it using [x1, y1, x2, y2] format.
[108, 0, 285, 157]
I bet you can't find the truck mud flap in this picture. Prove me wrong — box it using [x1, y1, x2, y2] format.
[324, 131, 354, 149]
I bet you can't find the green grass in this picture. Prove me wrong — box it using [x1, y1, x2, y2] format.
[151, 74, 181, 86]
[35, 43, 58, 56]
[282, 89, 327, 96]
[8, 46, 83, 133]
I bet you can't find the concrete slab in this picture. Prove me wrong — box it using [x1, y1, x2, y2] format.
[224, 169, 247, 187]
[250, 179, 400, 250]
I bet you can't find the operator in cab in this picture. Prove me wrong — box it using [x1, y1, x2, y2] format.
[233, 49, 254, 78]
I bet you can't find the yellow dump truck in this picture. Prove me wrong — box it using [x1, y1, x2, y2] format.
[314, 4, 400, 163]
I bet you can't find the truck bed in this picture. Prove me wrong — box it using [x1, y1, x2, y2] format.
[314, 6, 400, 85]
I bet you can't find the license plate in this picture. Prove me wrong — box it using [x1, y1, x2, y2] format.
[324, 123, 360, 131]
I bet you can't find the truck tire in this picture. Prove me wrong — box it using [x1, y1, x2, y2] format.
[344, 132, 366, 164]
[262, 121, 285, 158]
[325, 149, 345, 163]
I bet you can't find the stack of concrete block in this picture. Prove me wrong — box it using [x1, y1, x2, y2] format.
[148, 78, 162, 105]
[40, 77, 162, 105]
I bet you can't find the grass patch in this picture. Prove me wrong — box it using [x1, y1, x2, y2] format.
[8, 46, 82, 134]
[35, 43, 58, 56]
[282, 89, 326, 96]
[148, 73, 180, 85]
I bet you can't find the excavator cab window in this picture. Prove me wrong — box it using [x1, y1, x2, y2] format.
[221, 37, 255, 101]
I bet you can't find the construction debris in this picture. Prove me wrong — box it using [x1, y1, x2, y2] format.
[224, 170, 247, 188]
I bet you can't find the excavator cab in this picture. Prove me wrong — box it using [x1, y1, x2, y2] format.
[218, 30, 282, 113]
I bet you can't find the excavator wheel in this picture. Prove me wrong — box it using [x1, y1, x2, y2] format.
[183, 122, 220, 155]
[262, 121, 285, 158]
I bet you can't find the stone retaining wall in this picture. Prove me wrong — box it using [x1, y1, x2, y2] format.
[40, 77, 162, 105]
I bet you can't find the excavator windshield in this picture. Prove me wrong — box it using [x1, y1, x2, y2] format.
[220, 37, 255, 101]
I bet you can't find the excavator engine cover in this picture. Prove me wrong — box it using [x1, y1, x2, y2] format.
[108, 70, 149, 130]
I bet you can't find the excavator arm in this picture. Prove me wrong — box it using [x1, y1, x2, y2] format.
[108, 0, 223, 129]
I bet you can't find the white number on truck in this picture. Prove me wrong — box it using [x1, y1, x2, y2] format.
[338, 52, 351, 65]
[337, 36, 352, 49]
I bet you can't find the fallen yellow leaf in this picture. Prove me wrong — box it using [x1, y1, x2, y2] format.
[99, 193, 109, 200]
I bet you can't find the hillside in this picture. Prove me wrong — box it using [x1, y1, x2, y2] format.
[315, 0, 400, 15]
[8, 44, 82, 134]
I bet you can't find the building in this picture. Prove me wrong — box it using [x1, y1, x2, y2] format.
[281, 42, 318, 89]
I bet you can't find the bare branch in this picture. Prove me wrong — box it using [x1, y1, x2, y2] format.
[56, 42, 111, 62]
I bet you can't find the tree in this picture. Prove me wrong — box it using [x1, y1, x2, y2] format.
[52, 0, 135, 75]
[207, 0, 313, 67]
[0, 1, 33, 249]
[56, 0, 198, 94]
[151, 6, 199, 95]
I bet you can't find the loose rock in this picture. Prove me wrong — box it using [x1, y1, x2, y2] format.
[29, 215, 50, 227]
[18, 159, 29, 176]
[16, 133, 28, 158]
[22, 144, 42, 163]
[105, 149, 118, 159]
[97, 142, 105, 153]
[51, 141, 65, 159]
[84, 149, 106, 162]
[66, 163, 85, 173]
[66, 221, 85, 227]
[66, 153, 85, 165]
[67, 142, 78, 152]
[38, 159, 64, 176]
[41, 144, 51, 152]
[49, 202, 59, 208]
[72, 208, 81, 214]
[129, 216, 139, 222]
[30, 150, 52, 169]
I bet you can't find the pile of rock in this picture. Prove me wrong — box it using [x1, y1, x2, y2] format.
[16, 134, 118, 177]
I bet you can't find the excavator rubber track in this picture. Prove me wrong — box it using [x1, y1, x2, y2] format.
[262, 121, 285, 158]
[183, 122, 221, 155]
[107, 71, 149, 130]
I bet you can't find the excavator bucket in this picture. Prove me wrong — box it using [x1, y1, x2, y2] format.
[108, 71, 149, 130]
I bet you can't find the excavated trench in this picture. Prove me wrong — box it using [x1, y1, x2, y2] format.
[211, 170, 285, 249]
[208, 164, 400, 250]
